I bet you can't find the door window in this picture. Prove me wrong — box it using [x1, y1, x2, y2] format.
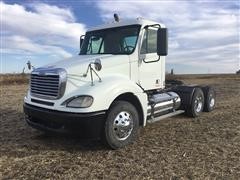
[140, 29, 157, 54]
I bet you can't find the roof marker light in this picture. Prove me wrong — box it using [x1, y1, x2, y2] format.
[114, 13, 120, 22]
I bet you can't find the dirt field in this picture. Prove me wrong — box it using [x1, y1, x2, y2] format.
[0, 75, 239, 179]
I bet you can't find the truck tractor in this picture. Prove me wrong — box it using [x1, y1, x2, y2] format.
[24, 16, 216, 149]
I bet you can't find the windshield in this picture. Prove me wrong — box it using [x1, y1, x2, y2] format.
[80, 25, 141, 55]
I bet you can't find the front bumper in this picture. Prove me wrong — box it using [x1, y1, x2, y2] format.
[23, 103, 106, 138]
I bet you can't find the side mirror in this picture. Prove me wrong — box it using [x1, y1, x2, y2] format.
[157, 28, 168, 56]
[27, 60, 33, 70]
[80, 35, 85, 49]
[94, 58, 102, 71]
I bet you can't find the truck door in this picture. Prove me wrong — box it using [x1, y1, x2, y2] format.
[138, 27, 165, 90]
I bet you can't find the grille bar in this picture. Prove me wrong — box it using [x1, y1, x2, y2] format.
[31, 87, 59, 93]
[31, 75, 59, 79]
[31, 74, 58, 78]
[31, 81, 59, 86]
[31, 78, 59, 83]
[31, 84, 59, 90]
[31, 90, 58, 96]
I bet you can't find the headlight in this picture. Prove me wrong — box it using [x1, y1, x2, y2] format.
[63, 95, 93, 108]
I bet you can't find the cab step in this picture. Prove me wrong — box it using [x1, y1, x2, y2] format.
[147, 110, 185, 123]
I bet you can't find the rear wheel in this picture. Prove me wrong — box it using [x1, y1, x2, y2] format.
[186, 88, 205, 117]
[202, 86, 216, 112]
[103, 101, 139, 149]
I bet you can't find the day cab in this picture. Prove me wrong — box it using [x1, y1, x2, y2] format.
[24, 17, 216, 149]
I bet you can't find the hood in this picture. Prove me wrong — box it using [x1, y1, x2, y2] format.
[34, 54, 130, 95]
[41, 54, 130, 76]
[43, 54, 112, 73]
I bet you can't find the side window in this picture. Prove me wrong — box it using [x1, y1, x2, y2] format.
[86, 36, 103, 54]
[140, 29, 157, 54]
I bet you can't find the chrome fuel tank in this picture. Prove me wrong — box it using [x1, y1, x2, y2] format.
[147, 92, 181, 116]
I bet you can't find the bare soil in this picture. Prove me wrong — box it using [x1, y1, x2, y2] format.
[0, 75, 240, 179]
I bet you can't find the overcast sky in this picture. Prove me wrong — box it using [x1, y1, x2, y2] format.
[1, 0, 239, 74]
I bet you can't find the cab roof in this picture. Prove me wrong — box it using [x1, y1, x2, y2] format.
[88, 18, 166, 32]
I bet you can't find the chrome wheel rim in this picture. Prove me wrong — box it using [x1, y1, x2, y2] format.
[195, 96, 203, 113]
[113, 111, 133, 141]
[210, 97, 215, 108]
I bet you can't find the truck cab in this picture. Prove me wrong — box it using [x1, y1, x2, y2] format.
[80, 19, 166, 90]
[24, 17, 216, 149]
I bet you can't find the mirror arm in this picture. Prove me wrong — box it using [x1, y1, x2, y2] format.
[91, 67, 102, 82]
[83, 62, 102, 85]
[79, 35, 85, 55]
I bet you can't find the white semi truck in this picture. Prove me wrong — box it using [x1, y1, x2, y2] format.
[24, 16, 216, 149]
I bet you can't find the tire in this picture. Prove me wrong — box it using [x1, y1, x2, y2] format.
[102, 100, 139, 149]
[186, 88, 205, 117]
[202, 86, 216, 112]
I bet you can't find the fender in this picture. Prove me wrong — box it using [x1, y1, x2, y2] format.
[171, 85, 197, 110]
[53, 75, 148, 122]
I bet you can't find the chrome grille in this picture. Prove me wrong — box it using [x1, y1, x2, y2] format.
[30, 68, 67, 100]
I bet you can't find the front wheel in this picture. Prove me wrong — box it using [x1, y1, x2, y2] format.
[102, 101, 139, 149]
